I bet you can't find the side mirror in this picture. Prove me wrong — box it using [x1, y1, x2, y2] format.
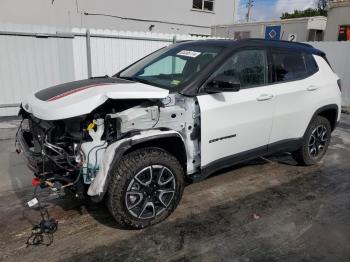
[205, 75, 241, 93]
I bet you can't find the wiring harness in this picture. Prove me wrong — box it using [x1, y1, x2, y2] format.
[25, 186, 58, 247]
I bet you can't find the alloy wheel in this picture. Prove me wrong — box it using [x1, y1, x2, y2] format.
[125, 165, 176, 219]
[308, 124, 328, 158]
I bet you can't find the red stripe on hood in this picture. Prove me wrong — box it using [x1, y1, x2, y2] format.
[47, 83, 114, 101]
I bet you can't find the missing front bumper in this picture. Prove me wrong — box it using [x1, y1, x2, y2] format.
[15, 126, 42, 173]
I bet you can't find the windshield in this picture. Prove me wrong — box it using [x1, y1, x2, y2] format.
[116, 45, 223, 90]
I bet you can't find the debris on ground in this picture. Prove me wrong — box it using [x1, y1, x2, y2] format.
[253, 213, 261, 220]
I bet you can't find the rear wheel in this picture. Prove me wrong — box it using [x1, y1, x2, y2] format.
[107, 147, 184, 229]
[292, 116, 331, 165]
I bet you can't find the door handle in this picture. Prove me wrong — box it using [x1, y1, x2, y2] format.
[307, 85, 319, 91]
[256, 94, 274, 101]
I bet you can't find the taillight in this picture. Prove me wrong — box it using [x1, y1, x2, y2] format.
[337, 79, 342, 92]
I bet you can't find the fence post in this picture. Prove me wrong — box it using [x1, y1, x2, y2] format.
[86, 29, 92, 78]
[172, 35, 177, 44]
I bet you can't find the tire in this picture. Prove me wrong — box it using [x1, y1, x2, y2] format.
[107, 147, 184, 229]
[292, 116, 331, 166]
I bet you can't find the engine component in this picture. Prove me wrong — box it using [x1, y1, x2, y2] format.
[81, 119, 106, 184]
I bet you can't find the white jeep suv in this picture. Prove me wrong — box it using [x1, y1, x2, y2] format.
[16, 39, 341, 228]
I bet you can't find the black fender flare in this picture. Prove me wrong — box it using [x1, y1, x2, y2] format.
[303, 104, 339, 138]
[89, 130, 185, 202]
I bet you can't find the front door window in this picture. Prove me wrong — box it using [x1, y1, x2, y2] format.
[212, 49, 268, 88]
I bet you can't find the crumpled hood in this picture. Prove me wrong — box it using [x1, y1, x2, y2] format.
[22, 77, 169, 120]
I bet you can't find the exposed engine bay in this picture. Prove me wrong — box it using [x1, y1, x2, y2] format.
[16, 94, 200, 200]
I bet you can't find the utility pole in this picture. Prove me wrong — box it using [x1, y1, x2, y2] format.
[246, 0, 254, 22]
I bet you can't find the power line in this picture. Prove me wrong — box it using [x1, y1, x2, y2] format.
[84, 12, 210, 29]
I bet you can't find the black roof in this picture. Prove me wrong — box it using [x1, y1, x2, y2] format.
[176, 38, 324, 55]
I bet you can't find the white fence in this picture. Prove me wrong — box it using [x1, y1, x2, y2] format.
[0, 23, 350, 116]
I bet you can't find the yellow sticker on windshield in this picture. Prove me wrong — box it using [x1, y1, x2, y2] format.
[171, 80, 181, 85]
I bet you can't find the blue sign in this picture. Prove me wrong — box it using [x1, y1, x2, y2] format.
[265, 26, 281, 40]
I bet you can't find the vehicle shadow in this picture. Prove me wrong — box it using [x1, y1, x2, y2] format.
[68, 162, 350, 262]
[8, 144, 299, 231]
[86, 153, 299, 229]
[207, 152, 298, 180]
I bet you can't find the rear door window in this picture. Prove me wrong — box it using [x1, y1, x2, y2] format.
[272, 50, 308, 82]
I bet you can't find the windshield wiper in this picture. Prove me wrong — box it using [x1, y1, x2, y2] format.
[118, 76, 135, 81]
[118, 76, 153, 86]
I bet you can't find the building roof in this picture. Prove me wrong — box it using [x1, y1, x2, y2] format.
[213, 16, 327, 28]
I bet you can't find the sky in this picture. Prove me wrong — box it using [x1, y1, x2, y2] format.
[236, 0, 316, 22]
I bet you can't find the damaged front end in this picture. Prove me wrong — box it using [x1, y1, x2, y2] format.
[16, 110, 97, 197]
[16, 94, 200, 201]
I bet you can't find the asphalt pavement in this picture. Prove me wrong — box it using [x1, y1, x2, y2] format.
[0, 114, 350, 262]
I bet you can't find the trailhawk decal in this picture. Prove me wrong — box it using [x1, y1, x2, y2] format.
[35, 77, 132, 101]
[47, 83, 114, 101]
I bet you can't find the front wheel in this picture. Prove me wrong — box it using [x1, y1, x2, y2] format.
[107, 147, 184, 229]
[292, 116, 331, 166]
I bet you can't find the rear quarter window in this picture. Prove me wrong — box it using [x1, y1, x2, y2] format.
[304, 53, 319, 75]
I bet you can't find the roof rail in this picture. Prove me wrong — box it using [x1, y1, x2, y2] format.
[240, 38, 313, 48]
